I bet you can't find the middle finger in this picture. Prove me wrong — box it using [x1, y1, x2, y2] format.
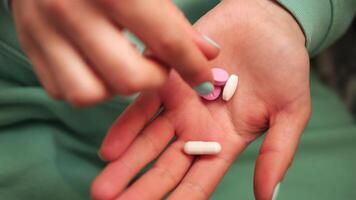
[39, 0, 167, 94]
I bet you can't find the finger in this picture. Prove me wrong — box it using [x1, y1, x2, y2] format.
[254, 108, 311, 200]
[39, 0, 168, 95]
[193, 33, 220, 61]
[92, 115, 175, 200]
[117, 141, 193, 200]
[168, 138, 247, 200]
[166, 6, 220, 60]
[27, 10, 110, 106]
[97, 0, 216, 87]
[99, 92, 161, 161]
[18, 33, 62, 99]
[163, 4, 220, 60]
[144, 32, 220, 62]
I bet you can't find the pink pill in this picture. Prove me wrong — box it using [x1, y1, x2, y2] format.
[212, 68, 229, 86]
[202, 86, 222, 101]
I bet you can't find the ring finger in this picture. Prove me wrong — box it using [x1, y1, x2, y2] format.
[27, 8, 110, 106]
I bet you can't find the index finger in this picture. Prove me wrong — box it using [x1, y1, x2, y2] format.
[95, 0, 218, 93]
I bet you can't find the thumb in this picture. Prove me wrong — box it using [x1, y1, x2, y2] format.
[254, 107, 311, 200]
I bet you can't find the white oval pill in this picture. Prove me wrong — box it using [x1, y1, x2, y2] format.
[222, 74, 238, 101]
[184, 141, 222, 155]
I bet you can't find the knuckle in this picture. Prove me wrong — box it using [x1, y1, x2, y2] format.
[96, 0, 125, 11]
[258, 145, 281, 159]
[158, 34, 185, 57]
[18, 13, 38, 32]
[180, 181, 208, 199]
[20, 11, 35, 25]
[152, 165, 178, 184]
[40, 0, 69, 16]
[112, 75, 144, 95]
[140, 134, 160, 155]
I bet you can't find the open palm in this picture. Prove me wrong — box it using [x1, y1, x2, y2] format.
[92, 0, 311, 199]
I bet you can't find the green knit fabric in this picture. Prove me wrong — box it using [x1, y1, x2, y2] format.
[278, 0, 356, 57]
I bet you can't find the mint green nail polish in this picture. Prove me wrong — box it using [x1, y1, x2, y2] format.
[97, 151, 105, 161]
[272, 183, 281, 200]
[194, 82, 214, 95]
[202, 35, 220, 49]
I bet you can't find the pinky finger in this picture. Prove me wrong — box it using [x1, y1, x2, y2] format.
[254, 108, 311, 200]
[20, 35, 63, 99]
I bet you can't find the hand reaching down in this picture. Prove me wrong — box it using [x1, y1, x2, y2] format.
[92, 0, 311, 199]
[12, 0, 219, 106]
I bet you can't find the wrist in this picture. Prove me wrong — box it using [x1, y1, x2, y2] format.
[220, 0, 306, 47]
[265, 0, 306, 46]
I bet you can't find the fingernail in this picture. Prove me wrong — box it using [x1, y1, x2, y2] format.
[194, 82, 214, 95]
[97, 151, 105, 161]
[272, 183, 281, 200]
[202, 35, 220, 49]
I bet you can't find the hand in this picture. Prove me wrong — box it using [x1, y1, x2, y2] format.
[11, 0, 219, 106]
[92, 0, 311, 199]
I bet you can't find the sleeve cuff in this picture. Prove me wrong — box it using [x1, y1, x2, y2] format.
[277, 0, 333, 56]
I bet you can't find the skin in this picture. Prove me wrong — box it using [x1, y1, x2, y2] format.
[11, 0, 218, 106]
[92, 0, 311, 199]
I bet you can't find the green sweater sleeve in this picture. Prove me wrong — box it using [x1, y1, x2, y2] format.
[278, 0, 356, 57]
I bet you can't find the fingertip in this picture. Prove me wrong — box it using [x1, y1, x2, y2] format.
[193, 33, 220, 60]
[98, 144, 119, 162]
[272, 182, 281, 200]
[65, 84, 110, 107]
[193, 81, 214, 95]
[191, 66, 215, 94]
[98, 127, 124, 162]
[98, 113, 140, 162]
[254, 166, 279, 200]
[91, 176, 119, 200]
[97, 151, 107, 162]
[66, 81, 111, 107]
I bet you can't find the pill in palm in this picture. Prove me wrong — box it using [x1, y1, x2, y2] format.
[202, 86, 221, 101]
[212, 68, 229, 86]
[222, 74, 239, 101]
[184, 141, 222, 155]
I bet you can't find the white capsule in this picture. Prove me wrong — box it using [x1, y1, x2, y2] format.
[184, 141, 222, 155]
[222, 74, 239, 101]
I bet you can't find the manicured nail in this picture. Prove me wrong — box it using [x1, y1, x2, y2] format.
[202, 35, 220, 49]
[97, 151, 105, 161]
[272, 183, 281, 200]
[194, 82, 214, 95]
